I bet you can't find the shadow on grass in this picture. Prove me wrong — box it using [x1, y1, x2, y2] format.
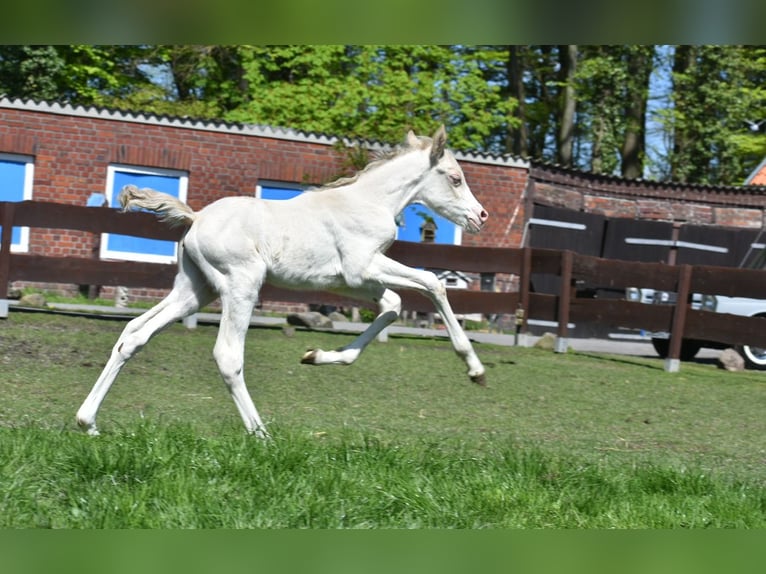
[569, 351, 671, 371]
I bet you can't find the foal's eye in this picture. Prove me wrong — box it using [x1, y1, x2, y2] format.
[449, 174, 462, 187]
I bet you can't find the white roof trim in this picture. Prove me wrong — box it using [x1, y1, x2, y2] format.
[0, 97, 529, 169]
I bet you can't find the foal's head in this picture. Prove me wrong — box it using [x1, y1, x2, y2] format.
[407, 125, 489, 233]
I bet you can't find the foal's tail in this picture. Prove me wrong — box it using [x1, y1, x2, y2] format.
[118, 184, 197, 227]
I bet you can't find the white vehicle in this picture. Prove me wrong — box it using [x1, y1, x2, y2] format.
[625, 287, 766, 369]
[701, 294, 766, 369]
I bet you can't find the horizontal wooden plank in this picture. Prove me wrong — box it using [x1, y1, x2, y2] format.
[529, 248, 563, 275]
[691, 265, 766, 299]
[385, 241, 523, 274]
[10, 254, 177, 288]
[570, 298, 673, 332]
[685, 309, 766, 348]
[10, 201, 185, 240]
[572, 253, 680, 292]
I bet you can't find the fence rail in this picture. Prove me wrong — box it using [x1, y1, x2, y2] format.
[4, 200, 766, 371]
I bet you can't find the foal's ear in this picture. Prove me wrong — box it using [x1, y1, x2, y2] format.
[429, 124, 447, 166]
[406, 130, 420, 148]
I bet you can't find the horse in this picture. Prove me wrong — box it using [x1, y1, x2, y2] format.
[75, 125, 489, 438]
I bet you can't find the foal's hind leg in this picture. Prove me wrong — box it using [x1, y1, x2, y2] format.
[301, 286, 400, 366]
[212, 272, 269, 438]
[76, 267, 214, 435]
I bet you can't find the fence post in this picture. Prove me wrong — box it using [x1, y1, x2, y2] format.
[665, 264, 692, 372]
[515, 246, 532, 345]
[556, 250, 574, 353]
[0, 203, 15, 318]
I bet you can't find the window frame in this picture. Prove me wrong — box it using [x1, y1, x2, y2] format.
[0, 152, 35, 253]
[395, 204, 463, 246]
[99, 164, 188, 264]
[255, 180, 307, 200]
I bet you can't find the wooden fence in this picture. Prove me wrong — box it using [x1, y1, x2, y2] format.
[4, 200, 766, 371]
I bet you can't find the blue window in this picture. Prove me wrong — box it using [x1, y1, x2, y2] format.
[257, 182, 305, 201]
[0, 154, 34, 252]
[257, 182, 460, 246]
[100, 165, 188, 264]
[396, 204, 460, 245]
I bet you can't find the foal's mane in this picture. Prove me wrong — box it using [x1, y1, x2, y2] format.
[317, 134, 433, 191]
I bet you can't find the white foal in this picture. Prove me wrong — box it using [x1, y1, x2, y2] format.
[76, 125, 489, 437]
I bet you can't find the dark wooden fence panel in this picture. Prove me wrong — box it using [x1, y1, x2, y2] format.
[11, 201, 185, 240]
[570, 299, 674, 334]
[7, 200, 766, 369]
[528, 205, 606, 295]
[685, 309, 766, 348]
[691, 265, 766, 299]
[529, 204, 606, 254]
[571, 254, 679, 292]
[601, 218, 673, 262]
[676, 225, 759, 268]
[385, 241, 523, 275]
[9, 254, 177, 288]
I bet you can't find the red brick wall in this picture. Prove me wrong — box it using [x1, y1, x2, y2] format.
[531, 168, 766, 228]
[461, 162, 528, 248]
[0, 104, 528, 302]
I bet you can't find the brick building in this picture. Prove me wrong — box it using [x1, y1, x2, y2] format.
[0, 98, 528, 303]
[1, 96, 765, 304]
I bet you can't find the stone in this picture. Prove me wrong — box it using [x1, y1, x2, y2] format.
[19, 293, 47, 308]
[534, 332, 558, 351]
[286, 311, 333, 330]
[114, 286, 129, 308]
[718, 348, 745, 372]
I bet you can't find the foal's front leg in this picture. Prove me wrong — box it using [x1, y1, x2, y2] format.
[301, 286, 400, 366]
[301, 255, 486, 385]
[366, 254, 486, 385]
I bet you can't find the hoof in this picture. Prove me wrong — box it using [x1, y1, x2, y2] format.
[469, 372, 487, 386]
[301, 349, 319, 364]
[77, 419, 100, 436]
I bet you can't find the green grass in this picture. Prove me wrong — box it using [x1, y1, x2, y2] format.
[2, 422, 763, 528]
[1, 311, 765, 527]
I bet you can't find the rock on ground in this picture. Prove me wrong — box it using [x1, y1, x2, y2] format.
[18, 293, 47, 308]
[718, 348, 745, 371]
[286, 311, 333, 330]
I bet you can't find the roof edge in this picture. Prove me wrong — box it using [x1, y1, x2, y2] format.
[0, 97, 529, 170]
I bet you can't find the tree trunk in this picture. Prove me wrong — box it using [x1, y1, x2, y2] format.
[506, 46, 528, 157]
[670, 45, 696, 182]
[620, 47, 653, 179]
[557, 45, 577, 167]
[591, 115, 606, 173]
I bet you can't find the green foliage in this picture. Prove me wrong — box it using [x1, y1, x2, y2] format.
[225, 45, 514, 151]
[1, 45, 765, 184]
[665, 45, 766, 184]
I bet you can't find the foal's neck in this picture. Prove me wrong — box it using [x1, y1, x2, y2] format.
[351, 150, 428, 216]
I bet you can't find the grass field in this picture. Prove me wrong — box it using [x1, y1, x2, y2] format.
[1, 310, 764, 527]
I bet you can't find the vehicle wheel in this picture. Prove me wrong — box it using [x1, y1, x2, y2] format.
[736, 313, 766, 370]
[737, 344, 766, 370]
[651, 337, 703, 361]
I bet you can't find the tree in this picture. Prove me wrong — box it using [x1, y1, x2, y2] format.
[505, 46, 528, 158]
[0, 46, 65, 101]
[225, 45, 515, 152]
[620, 46, 654, 179]
[668, 45, 766, 185]
[557, 45, 577, 167]
[2, 44, 764, 186]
